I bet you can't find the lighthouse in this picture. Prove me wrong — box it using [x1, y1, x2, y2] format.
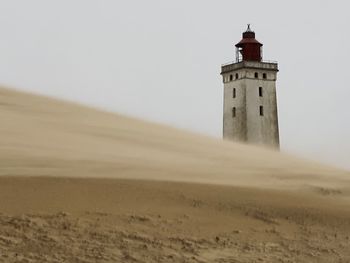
[221, 25, 279, 148]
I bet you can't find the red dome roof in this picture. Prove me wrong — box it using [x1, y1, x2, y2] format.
[235, 37, 262, 47]
[235, 28, 262, 47]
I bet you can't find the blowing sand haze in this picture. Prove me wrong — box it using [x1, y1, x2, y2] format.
[0, 87, 350, 262]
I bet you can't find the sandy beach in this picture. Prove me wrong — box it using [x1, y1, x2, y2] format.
[1, 87, 349, 262]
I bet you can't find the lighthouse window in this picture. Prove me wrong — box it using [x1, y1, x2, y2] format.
[233, 88, 236, 98]
[263, 73, 267, 79]
[232, 107, 236, 117]
[229, 74, 233, 81]
[254, 72, 258, 78]
[259, 106, 264, 116]
[259, 87, 263, 97]
[235, 73, 239, 79]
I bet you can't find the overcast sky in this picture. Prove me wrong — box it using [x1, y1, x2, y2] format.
[0, 0, 349, 170]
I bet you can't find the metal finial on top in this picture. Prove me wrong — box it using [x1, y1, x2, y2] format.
[246, 24, 252, 32]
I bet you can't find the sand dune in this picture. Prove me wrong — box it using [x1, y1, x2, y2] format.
[0, 87, 350, 262]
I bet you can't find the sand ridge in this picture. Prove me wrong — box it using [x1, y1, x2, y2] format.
[0, 87, 349, 189]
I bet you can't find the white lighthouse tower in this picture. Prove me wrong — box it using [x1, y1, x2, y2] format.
[221, 25, 279, 148]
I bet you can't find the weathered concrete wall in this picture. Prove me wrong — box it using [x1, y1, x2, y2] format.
[223, 70, 246, 141]
[221, 61, 279, 148]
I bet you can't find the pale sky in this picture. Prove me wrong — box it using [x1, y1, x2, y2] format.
[0, 0, 349, 170]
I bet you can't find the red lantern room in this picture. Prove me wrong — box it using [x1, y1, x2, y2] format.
[235, 24, 262, 62]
